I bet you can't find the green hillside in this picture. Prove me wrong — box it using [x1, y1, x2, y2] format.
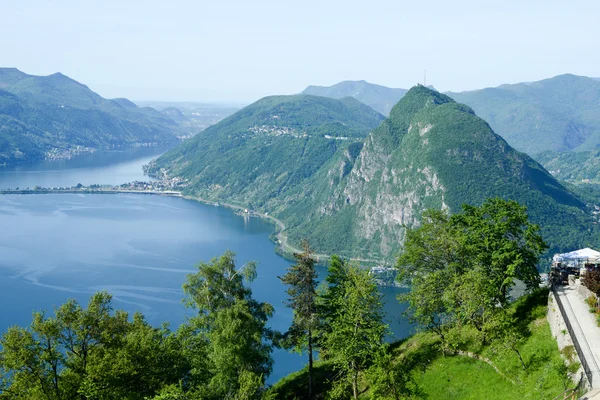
[535, 150, 600, 184]
[448, 74, 600, 154]
[284, 85, 594, 261]
[302, 80, 407, 116]
[0, 68, 180, 164]
[149, 94, 385, 213]
[152, 86, 598, 262]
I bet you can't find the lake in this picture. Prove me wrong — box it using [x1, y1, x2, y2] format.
[0, 148, 412, 383]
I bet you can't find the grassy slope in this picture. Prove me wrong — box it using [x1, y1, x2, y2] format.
[270, 290, 576, 399]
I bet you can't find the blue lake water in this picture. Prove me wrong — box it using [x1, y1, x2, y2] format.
[0, 149, 412, 383]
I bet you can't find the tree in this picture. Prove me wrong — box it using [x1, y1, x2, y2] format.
[278, 240, 319, 400]
[366, 347, 417, 400]
[396, 210, 462, 341]
[453, 198, 546, 305]
[582, 268, 600, 297]
[323, 263, 388, 399]
[397, 198, 547, 346]
[182, 251, 274, 399]
[0, 292, 183, 400]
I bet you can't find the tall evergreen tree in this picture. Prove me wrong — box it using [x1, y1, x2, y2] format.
[278, 240, 319, 400]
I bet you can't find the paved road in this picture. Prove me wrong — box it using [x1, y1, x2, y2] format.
[555, 284, 600, 389]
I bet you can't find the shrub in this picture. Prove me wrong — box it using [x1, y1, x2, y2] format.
[586, 296, 598, 313]
[582, 269, 600, 295]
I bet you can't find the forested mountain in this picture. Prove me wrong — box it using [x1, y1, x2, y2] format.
[152, 86, 597, 262]
[302, 80, 407, 116]
[283, 86, 592, 260]
[149, 94, 385, 212]
[447, 74, 600, 154]
[304, 75, 600, 156]
[0, 68, 180, 164]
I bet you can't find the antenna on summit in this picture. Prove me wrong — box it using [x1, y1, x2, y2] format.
[424, 69, 427, 86]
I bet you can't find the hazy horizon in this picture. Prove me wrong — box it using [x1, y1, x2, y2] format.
[2, 0, 599, 103]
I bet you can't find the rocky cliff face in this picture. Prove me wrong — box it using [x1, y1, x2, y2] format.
[287, 86, 586, 262]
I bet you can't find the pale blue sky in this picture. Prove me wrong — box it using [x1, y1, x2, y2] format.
[1, 0, 598, 102]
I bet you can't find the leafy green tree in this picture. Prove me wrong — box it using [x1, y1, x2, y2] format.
[453, 198, 546, 305]
[398, 198, 547, 347]
[396, 210, 462, 341]
[278, 241, 319, 400]
[182, 251, 274, 399]
[324, 263, 388, 399]
[366, 347, 417, 400]
[0, 292, 184, 400]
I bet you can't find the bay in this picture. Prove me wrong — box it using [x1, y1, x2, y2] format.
[0, 148, 412, 383]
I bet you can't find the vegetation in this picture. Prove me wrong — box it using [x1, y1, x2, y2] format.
[0, 198, 578, 399]
[0, 252, 275, 400]
[0, 68, 179, 164]
[535, 149, 600, 184]
[153, 85, 598, 262]
[273, 201, 575, 399]
[278, 242, 320, 399]
[273, 289, 574, 399]
[397, 199, 546, 345]
[448, 74, 600, 154]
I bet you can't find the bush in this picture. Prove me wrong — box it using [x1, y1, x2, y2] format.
[586, 296, 597, 313]
[582, 269, 600, 295]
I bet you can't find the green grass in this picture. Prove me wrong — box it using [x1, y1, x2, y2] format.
[401, 290, 575, 400]
[271, 290, 578, 399]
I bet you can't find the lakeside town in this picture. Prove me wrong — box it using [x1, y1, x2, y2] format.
[0, 176, 188, 195]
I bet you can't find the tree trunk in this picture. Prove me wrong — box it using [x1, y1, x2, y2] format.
[308, 329, 313, 400]
[514, 348, 526, 370]
[352, 364, 358, 399]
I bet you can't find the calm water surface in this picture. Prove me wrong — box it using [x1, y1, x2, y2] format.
[0, 149, 412, 383]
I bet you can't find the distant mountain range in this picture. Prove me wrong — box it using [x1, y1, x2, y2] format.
[304, 75, 600, 156]
[0, 68, 181, 164]
[135, 101, 240, 136]
[151, 86, 597, 261]
[448, 74, 600, 154]
[302, 81, 408, 116]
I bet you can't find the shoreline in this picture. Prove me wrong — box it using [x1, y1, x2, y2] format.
[0, 188, 387, 267]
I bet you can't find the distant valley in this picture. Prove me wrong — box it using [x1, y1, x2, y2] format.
[135, 101, 240, 138]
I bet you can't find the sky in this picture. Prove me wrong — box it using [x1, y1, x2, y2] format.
[1, 0, 599, 103]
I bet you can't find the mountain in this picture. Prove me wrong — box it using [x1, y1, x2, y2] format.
[151, 86, 596, 261]
[282, 85, 593, 260]
[149, 94, 385, 211]
[0, 68, 179, 164]
[447, 74, 600, 154]
[302, 80, 408, 116]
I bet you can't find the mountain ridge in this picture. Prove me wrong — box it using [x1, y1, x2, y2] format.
[0, 68, 180, 164]
[152, 85, 595, 261]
